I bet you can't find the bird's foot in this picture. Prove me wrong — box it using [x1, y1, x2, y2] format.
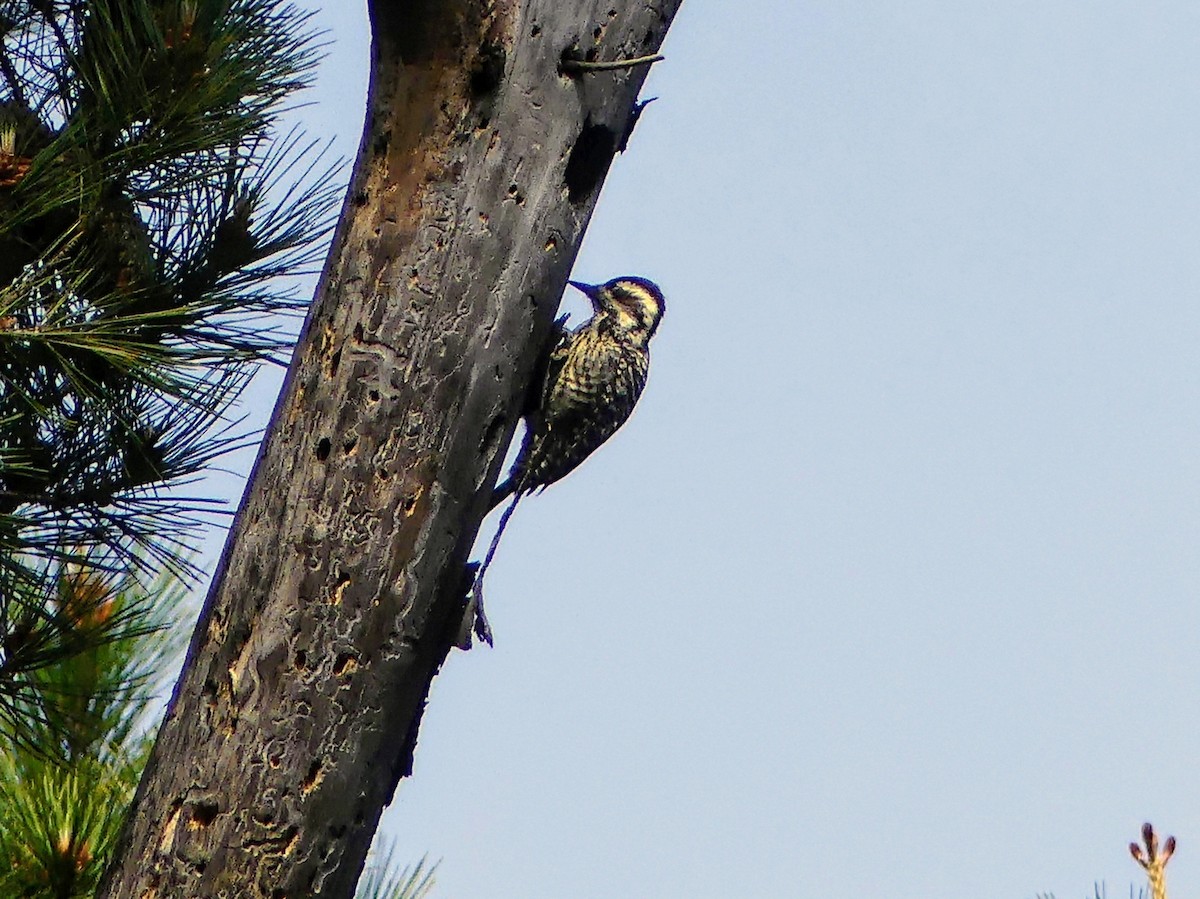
[470, 580, 493, 647]
[454, 562, 494, 649]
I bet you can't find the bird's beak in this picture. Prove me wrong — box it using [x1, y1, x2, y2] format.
[568, 280, 603, 311]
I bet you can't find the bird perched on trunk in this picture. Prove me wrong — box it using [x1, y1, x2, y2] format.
[468, 276, 666, 644]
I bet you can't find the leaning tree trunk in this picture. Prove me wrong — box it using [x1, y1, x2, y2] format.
[97, 1, 683, 897]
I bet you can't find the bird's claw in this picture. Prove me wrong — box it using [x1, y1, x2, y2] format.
[470, 581, 493, 647]
[454, 563, 493, 649]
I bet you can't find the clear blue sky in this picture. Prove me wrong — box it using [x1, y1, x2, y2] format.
[201, 2, 1200, 896]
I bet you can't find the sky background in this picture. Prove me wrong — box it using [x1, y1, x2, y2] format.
[195, 2, 1200, 896]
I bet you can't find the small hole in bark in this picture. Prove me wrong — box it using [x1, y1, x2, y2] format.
[328, 347, 341, 376]
[402, 491, 419, 515]
[334, 653, 358, 676]
[352, 190, 368, 206]
[481, 414, 506, 455]
[545, 236, 558, 252]
[368, 389, 381, 402]
[470, 42, 506, 96]
[353, 322, 364, 342]
[295, 650, 307, 669]
[592, 26, 602, 40]
[559, 45, 586, 73]
[315, 438, 331, 461]
[191, 801, 219, 827]
[564, 122, 616, 203]
[343, 435, 357, 455]
[531, 23, 541, 37]
[301, 760, 323, 795]
[329, 570, 351, 606]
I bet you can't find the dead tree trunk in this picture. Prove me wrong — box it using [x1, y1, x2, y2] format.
[96, 1, 683, 896]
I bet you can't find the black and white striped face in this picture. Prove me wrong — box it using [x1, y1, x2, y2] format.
[570, 277, 665, 338]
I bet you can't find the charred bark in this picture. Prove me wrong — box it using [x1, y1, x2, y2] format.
[97, 1, 683, 896]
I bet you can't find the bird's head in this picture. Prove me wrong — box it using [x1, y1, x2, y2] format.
[569, 276, 665, 340]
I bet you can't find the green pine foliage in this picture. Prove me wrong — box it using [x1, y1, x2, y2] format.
[0, 559, 189, 898]
[0, 0, 341, 742]
[355, 845, 439, 899]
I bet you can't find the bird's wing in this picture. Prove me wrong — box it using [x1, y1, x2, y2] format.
[531, 315, 572, 419]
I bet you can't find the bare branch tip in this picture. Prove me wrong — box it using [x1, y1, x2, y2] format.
[560, 53, 665, 74]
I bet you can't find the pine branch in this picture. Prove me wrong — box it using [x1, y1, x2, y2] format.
[0, 0, 340, 737]
[0, 557, 192, 898]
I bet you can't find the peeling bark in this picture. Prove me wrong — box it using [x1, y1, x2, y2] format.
[96, 1, 684, 896]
